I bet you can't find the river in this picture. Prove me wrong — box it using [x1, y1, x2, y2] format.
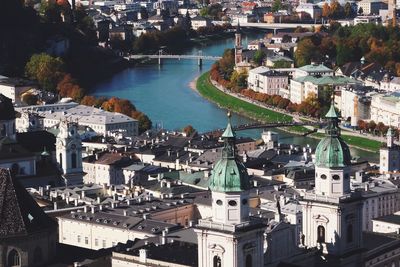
[91, 32, 378, 163]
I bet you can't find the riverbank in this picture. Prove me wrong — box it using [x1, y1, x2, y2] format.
[196, 72, 292, 123]
[195, 72, 383, 152]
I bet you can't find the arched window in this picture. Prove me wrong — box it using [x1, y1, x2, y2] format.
[1, 124, 6, 136]
[59, 153, 63, 169]
[213, 255, 221, 267]
[71, 152, 77, 169]
[317, 225, 325, 243]
[320, 174, 327, 180]
[34, 247, 43, 264]
[246, 254, 252, 267]
[347, 224, 353, 243]
[332, 175, 340, 180]
[7, 249, 20, 267]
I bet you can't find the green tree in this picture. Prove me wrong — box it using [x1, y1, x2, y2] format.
[344, 2, 353, 18]
[25, 53, 65, 92]
[272, 0, 283, 12]
[40, 0, 61, 23]
[358, 7, 363, 15]
[273, 60, 292, 68]
[294, 39, 320, 67]
[253, 50, 266, 66]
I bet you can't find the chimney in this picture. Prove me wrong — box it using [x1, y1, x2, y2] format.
[39, 187, 44, 196]
[74, 199, 78, 207]
[365, 183, 370, 191]
[161, 230, 167, 244]
[83, 206, 88, 213]
[123, 210, 127, 216]
[139, 249, 148, 263]
[167, 181, 171, 188]
[81, 191, 85, 198]
[143, 213, 149, 220]
[91, 206, 96, 213]
[53, 202, 58, 210]
[99, 205, 103, 211]
[97, 196, 101, 204]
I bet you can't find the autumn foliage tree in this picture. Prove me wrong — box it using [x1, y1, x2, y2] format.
[25, 53, 65, 92]
[57, 74, 84, 101]
[183, 125, 195, 136]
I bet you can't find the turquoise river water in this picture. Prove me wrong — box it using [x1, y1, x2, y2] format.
[91, 33, 378, 162]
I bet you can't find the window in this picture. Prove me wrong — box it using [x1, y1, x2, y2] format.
[71, 153, 77, 169]
[332, 175, 340, 180]
[34, 247, 43, 264]
[213, 256, 222, 267]
[216, 200, 223, 205]
[85, 237, 89, 244]
[347, 224, 353, 243]
[59, 153, 63, 169]
[246, 254, 252, 267]
[102, 240, 106, 248]
[317, 225, 325, 243]
[320, 174, 327, 180]
[228, 200, 237, 206]
[95, 239, 98, 246]
[8, 249, 20, 267]
[77, 235, 81, 243]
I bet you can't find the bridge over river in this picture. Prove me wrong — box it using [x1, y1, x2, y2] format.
[125, 51, 222, 66]
[203, 121, 324, 137]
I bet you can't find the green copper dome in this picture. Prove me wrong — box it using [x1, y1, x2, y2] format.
[315, 101, 352, 168]
[209, 112, 250, 192]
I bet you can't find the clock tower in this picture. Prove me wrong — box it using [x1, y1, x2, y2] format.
[56, 121, 84, 185]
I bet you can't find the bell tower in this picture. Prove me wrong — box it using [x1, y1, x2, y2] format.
[235, 23, 243, 65]
[56, 121, 84, 185]
[300, 100, 363, 262]
[195, 112, 266, 267]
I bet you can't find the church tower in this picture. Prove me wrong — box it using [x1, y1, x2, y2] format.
[56, 121, 84, 185]
[300, 101, 363, 262]
[195, 113, 266, 267]
[235, 23, 243, 65]
[380, 127, 400, 174]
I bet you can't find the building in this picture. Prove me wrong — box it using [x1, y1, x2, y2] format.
[0, 168, 57, 267]
[191, 16, 211, 30]
[358, 0, 387, 15]
[370, 92, 400, 128]
[380, 128, 400, 174]
[0, 77, 37, 105]
[299, 102, 363, 264]
[290, 75, 358, 104]
[42, 105, 139, 137]
[381, 75, 400, 92]
[247, 66, 288, 95]
[372, 213, 400, 233]
[339, 87, 371, 126]
[83, 152, 136, 185]
[293, 64, 333, 79]
[234, 23, 243, 66]
[194, 113, 266, 267]
[57, 198, 195, 250]
[295, 3, 322, 19]
[56, 121, 84, 185]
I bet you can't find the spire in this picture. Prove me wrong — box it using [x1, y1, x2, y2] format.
[222, 111, 235, 138]
[325, 94, 340, 137]
[221, 111, 236, 159]
[236, 22, 241, 34]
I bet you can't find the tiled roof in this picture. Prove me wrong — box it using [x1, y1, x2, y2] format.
[0, 168, 56, 238]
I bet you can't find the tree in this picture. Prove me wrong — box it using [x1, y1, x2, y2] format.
[294, 38, 320, 67]
[281, 34, 292, 43]
[22, 93, 38, 105]
[253, 50, 266, 66]
[344, 2, 353, 18]
[272, 0, 283, 12]
[40, 0, 62, 23]
[132, 111, 152, 133]
[358, 7, 363, 15]
[57, 74, 84, 101]
[183, 125, 195, 136]
[367, 120, 377, 133]
[25, 53, 65, 92]
[330, 0, 344, 19]
[139, 7, 148, 20]
[322, 3, 330, 18]
[102, 97, 136, 117]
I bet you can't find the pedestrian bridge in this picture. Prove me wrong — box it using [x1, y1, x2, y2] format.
[125, 53, 222, 66]
[203, 121, 324, 136]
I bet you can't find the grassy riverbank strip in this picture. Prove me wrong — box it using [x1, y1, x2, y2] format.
[197, 72, 292, 123]
[197, 72, 383, 152]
